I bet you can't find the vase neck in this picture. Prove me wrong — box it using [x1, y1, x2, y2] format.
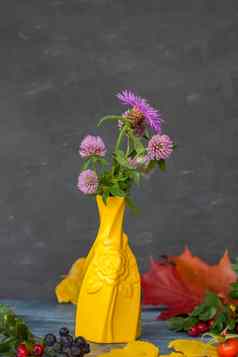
[96, 195, 126, 248]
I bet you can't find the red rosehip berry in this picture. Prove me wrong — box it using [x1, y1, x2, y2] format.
[32, 343, 44, 357]
[16, 343, 29, 357]
[196, 321, 209, 334]
[207, 319, 214, 330]
[187, 325, 200, 337]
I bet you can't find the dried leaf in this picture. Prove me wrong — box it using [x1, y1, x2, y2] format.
[142, 248, 236, 319]
[161, 353, 182, 357]
[168, 339, 218, 357]
[98, 341, 159, 357]
[170, 248, 236, 301]
[141, 258, 201, 319]
[55, 257, 85, 304]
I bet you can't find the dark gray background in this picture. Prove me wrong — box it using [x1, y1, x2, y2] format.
[1, 0, 238, 299]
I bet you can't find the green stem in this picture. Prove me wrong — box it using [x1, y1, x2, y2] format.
[126, 135, 130, 157]
[111, 158, 117, 177]
[112, 125, 128, 177]
[115, 125, 127, 152]
[93, 158, 97, 173]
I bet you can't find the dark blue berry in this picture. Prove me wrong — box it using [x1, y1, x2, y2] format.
[44, 333, 57, 347]
[83, 343, 90, 354]
[52, 341, 62, 353]
[71, 345, 83, 357]
[61, 346, 72, 356]
[59, 327, 70, 337]
[61, 334, 73, 348]
[73, 337, 90, 355]
[74, 336, 87, 348]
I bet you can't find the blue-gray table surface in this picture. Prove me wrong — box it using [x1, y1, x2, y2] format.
[0, 300, 191, 355]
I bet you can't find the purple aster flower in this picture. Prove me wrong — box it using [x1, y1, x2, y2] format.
[77, 169, 98, 194]
[118, 115, 145, 137]
[117, 90, 162, 133]
[79, 135, 106, 158]
[148, 134, 173, 160]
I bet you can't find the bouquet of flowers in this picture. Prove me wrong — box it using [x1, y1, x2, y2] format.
[77, 90, 175, 207]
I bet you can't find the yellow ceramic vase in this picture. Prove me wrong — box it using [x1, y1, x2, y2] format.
[75, 195, 141, 343]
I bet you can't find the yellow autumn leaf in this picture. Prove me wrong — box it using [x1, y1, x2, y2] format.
[55, 257, 85, 304]
[167, 339, 218, 357]
[125, 340, 159, 356]
[161, 353, 183, 357]
[98, 340, 159, 357]
[98, 347, 126, 357]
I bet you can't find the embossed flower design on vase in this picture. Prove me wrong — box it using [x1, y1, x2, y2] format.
[87, 248, 129, 293]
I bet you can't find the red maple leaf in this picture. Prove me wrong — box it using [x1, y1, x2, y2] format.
[141, 248, 237, 319]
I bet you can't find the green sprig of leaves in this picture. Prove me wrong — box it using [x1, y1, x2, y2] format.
[168, 292, 232, 334]
[0, 304, 35, 356]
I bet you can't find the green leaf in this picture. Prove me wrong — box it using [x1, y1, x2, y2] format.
[109, 185, 125, 197]
[230, 290, 238, 299]
[100, 172, 112, 184]
[143, 129, 150, 140]
[232, 258, 238, 275]
[130, 171, 141, 185]
[0, 337, 16, 353]
[102, 190, 110, 205]
[82, 158, 91, 170]
[190, 292, 220, 321]
[143, 160, 157, 174]
[230, 282, 238, 299]
[0, 305, 10, 316]
[212, 311, 228, 333]
[199, 306, 217, 321]
[114, 151, 132, 169]
[203, 291, 221, 308]
[128, 149, 137, 157]
[130, 135, 145, 155]
[190, 304, 207, 317]
[0, 305, 33, 344]
[15, 321, 30, 340]
[227, 319, 236, 331]
[168, 317, 186, 332]
[97, 157, 108, 166]
[158, 159, 166, 171]
[115, 124, 128, 151]
[183, 317, 199, 330]
[211, 305, 229, 334]
[97, 115, 124, 127]
[82, 155, 108, 171]
[112, 175, 129, 183]
[125, 196, 139, 214]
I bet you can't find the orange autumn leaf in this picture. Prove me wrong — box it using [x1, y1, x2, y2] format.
[170, 247, 236, 301]
[142, 258, 202, 319]
[142, 248, 237, 319]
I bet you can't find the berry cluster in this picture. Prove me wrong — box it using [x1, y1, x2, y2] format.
[16, 328, 90, 357]
[44, 327, 90, 357]
[16, 343, 44, 357]
[187, 319, 214, 337]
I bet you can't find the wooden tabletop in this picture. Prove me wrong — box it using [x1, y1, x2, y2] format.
[0, 299, 187, 355]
